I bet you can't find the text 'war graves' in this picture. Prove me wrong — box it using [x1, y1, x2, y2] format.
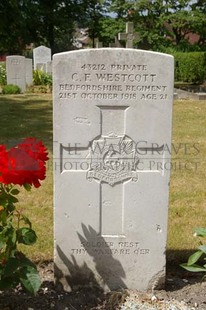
[53, 49, 174, 291]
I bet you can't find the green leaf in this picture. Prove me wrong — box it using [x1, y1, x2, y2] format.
[180, 263, 206, 272]
[0, 192, 8, 204]
[21, 215, 32, 229]
[17, 253, 37, 269]
[0, 210, 8, 225]
[19, 265, 41, 295]
[7, 203, 15, 213]
[23, 184, 31, 192]
[198, 245, 206, 254]
[9, 229, 17, 246]
[0, 238, 6, 250]
[17, 228, 37, 245]
[4, 257, 20, 277]
[8, 195, 18, 203]
[10, 189, 20, 195]
[194, 228, 206, 237]
[188, 250, 203, 265]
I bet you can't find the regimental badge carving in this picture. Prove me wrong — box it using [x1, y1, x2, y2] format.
[87, 135, 139, 186]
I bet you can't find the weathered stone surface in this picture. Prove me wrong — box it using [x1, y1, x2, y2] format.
[46, 61, 52, 75]
[25, 58, 33, 86]
[36, 63, 46, 72]
[53, 49, 174, 292]
[33, 45, 51, 70]
[6, 55, 26, 92]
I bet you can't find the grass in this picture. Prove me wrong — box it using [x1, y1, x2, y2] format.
[0, 93, 53, 261]
[168, 99, 206, 262]
[0, 93, 206, 263]
[0, 93, 52, 151]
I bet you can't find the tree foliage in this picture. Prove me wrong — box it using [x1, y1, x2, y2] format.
[0, 0, 205, 54]
[104, 0, 206, 51]
[0, 1, 29, 54]
[0, 0, 78, 54]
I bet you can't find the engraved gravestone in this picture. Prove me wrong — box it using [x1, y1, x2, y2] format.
[6, 55, 26, 92]
[46, 61, 52, 75]
[36, 63, 46, 72]
[53, 49, 174, 291]
[118, 22, 139, 48]
[25, 58, 33, 86]
[33, 45, 51, 70]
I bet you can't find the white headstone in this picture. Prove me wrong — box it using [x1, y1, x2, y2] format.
[46, 61, 52, 75]
[25, 58, 33, 86]
[33, 45, 51, 70]
[53, 49, 174, 292]
[36, 63, 46, 72]
[6, 55, 26, 92]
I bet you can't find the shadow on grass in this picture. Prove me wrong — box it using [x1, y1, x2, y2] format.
[0, 94, 53, 152]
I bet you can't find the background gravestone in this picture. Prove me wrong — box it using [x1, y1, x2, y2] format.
[25, 58, 33, 86]
[6, 55, 26, 92]
[118, 22, 139, 48]
[36, 63, 46, 72]
[109, 36, 122, 48]
[53, 49, 174, 291]
[46, 61, 52, 75]
[33, 45, 51, 70]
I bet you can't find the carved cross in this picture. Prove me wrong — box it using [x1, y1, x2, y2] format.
[60, 106, 165, 237]
[118, 22, 139, 48]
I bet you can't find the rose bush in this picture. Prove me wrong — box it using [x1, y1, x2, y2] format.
[0, 138, 48, 294]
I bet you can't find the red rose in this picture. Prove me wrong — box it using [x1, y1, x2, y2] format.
[0, 139, 48, 188]
[0, 145, 8, 183]
[18, 138, 49, 162]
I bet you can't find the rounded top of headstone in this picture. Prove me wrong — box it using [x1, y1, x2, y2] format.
[53, 48, 174, 61]
[33, 45, 51, 51]
[6, 55, 25, 59]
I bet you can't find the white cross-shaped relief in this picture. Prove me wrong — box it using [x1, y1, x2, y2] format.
[118, 22, 140, 48]
[61, 106, 165, 237]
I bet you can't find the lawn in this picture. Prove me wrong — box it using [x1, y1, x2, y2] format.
[168, 99, 206, 262]
[0, 94, 205, 263]
[0, 93, 53, 261]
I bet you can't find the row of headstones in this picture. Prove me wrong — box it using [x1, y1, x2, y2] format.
[6, 22, 138, 93]
[6, 46, 52, 92]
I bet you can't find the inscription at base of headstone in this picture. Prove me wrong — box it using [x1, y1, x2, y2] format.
[53, 49, 174, 292]
[6, 56, 26, 92]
